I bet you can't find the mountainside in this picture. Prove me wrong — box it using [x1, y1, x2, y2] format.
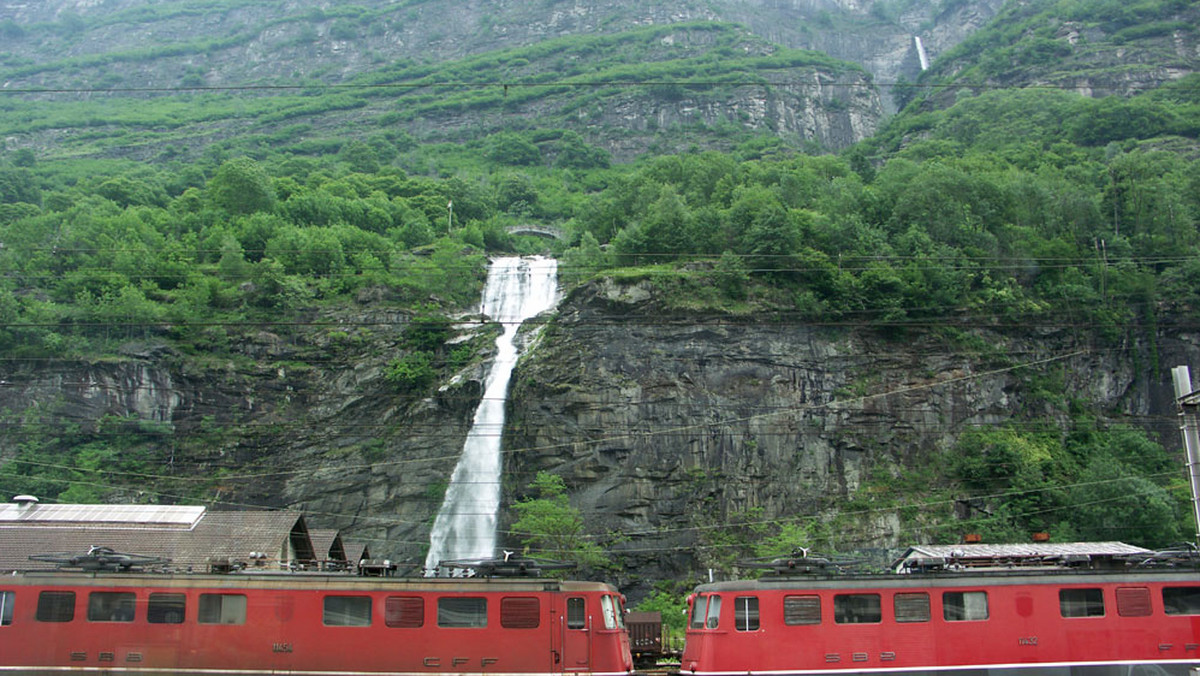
[0, 0, 1197, 600]
[0, 0, 1008, 159]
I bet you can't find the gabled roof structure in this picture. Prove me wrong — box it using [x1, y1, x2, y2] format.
[0, 498, 329, 573]
[308, 528, 346, 562]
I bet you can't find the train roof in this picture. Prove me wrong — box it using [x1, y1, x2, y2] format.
[4, 568, 620, 593]
[692, 566, 1200, 594]
[691, 541, 1200, 593]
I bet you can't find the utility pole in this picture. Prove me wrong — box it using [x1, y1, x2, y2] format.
[447, 200, 453, 233]
[1170, 366, 1200, 545]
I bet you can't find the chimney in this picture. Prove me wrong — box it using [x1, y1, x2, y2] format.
[12, 495, 39, 510]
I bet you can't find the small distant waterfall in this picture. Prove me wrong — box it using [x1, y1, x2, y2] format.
[424, 256, 559, 573]
[914, 36, 930, 71]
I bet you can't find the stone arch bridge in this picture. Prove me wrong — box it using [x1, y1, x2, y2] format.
[505, 224, 564, 240]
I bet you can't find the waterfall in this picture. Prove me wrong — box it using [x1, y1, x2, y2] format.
[914, 36, 930, 71]
[424, 256, 559, 574]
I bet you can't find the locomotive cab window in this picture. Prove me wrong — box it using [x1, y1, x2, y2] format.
[36, 591, 75, 623]
[501, 597, 540, 629]
[783, 595, 821, 625]
[609, 595, 626, 628]
[567, 597, 585, 629]
[148, 593, 186, 624]
[0, 591, 13, 626]
[385, 596, 424, 628]
[601, 595, 619, 629]
[834, 594, 881, 624]
[198, 593, 246, 625]
[1060, 588, 1105, 618]
[895, 592, 931, 623]
[324, 596, 372, 627]
[88, 592, 135, 622]
[943, 591, 988, 621]
[1163, 587, 1200, 615]
[438, 597, 487, 628]
[735, 596, 760, 631]
[690, 594, 722, 629]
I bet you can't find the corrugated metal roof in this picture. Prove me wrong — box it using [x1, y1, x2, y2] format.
[0, 502, 205, 528]
[903, 542, 1152, 559]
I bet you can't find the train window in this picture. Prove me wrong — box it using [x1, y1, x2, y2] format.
[438, 597, 487, 628]
[148, 593, 186, 624]
[1116, 587, 1152, 617]
[36, 591, 75, 623]
[0, 591, 13, 626]
[735, 597, 760, 631]
[1060, 588, 1105, 618]
[943, 591, 988, 621]
[385, 596, 424, 628]
[894, 592, 931, 623]
[1163, 587, 1200, 615]
[601, 595, 618, 629]
[88, 592, 136, 622]
[567, 597, 585, 629]
[501, 597, 540, 629]
[610, 595, 626, 628]
[690, 594, 722, 629]
[834, 594, 881, 624]
[324, 596, 372, 627]
[705, 595, 722, 629]
[198, 593, 246, 625]
[783, 595, 821, 625]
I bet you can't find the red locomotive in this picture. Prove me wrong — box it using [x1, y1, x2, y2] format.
[0, 552, 633, 676]
[681, 543, 1200, 676]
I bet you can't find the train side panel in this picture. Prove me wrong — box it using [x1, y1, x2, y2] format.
[681, 574, 1200, 675]
[0, 574, 632, 676]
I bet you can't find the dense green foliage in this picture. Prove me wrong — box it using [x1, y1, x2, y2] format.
[0, 0, 1197, 558]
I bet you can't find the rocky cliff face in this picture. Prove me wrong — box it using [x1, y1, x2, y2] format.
[4, 275, 1190, 591]
[501, 277, 1194, 590]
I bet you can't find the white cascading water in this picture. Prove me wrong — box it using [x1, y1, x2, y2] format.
[914, 36, 930, 71]
[424, 256, 559, 574]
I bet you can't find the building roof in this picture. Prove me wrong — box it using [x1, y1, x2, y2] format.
[893, 541, 1154, 573]
[343, 541, 370, 564]
[308, 528, 347, 561]
[0, 501, 314, 573]
[0, 501, 205, 528]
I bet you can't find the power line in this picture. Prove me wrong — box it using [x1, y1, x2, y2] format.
[0, 79, 1192, 97]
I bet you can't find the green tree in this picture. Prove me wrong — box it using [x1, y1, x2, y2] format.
[486, 132, 541, 166]
[510, 472, 607, 569]
[554, 131, 610, 170]
[208, 157, 276, 215]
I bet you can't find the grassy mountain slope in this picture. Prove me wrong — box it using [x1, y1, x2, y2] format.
[919, 0, 1198, 96]
[1, 22, 878, 161]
